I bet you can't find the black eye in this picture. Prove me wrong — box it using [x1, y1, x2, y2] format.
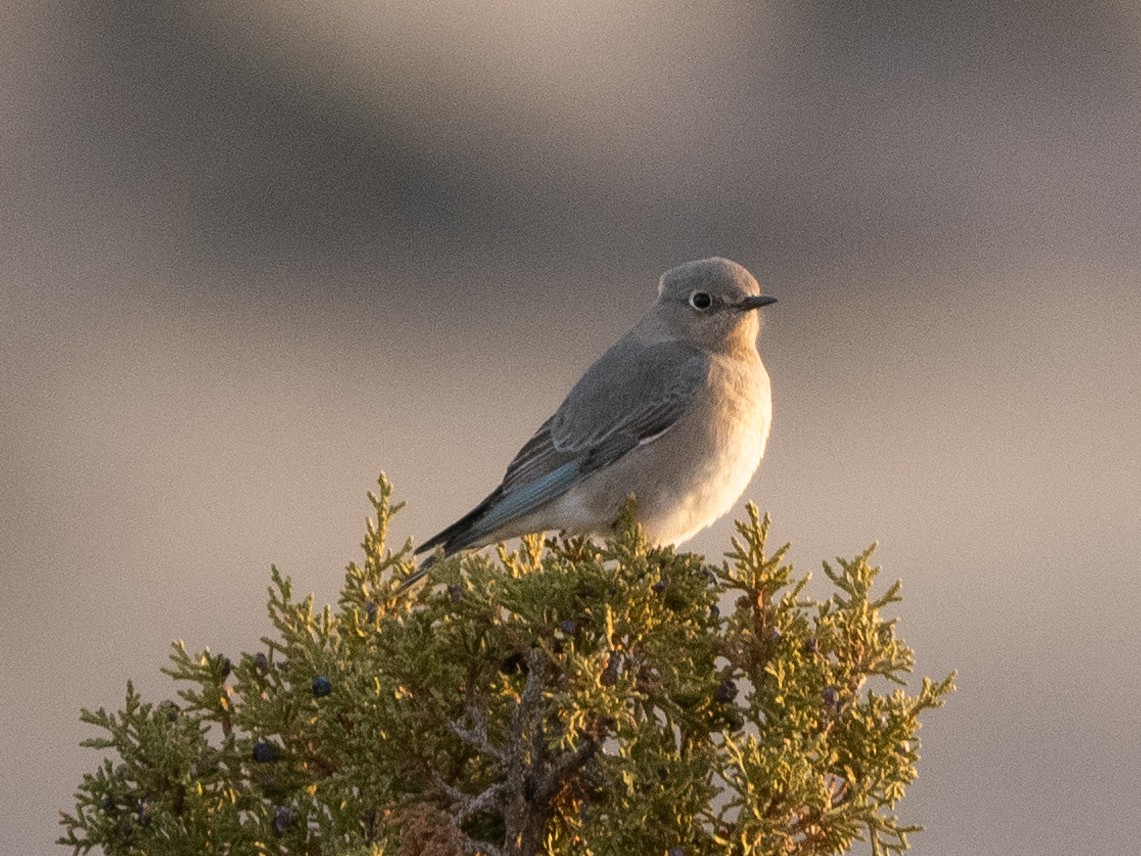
[689, 291, 713, 310]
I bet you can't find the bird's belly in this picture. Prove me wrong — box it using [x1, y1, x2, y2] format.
[633, 411, 766, 545]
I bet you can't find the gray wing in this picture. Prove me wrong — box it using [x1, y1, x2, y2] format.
[417, 338, 708, 556]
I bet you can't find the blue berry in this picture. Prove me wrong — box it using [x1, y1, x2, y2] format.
[447, 583, 462, 603]
[252, 741, 278, 763]
[715, 679, 737, 704]
[804, 637, 819, 655]
[274, 805, 294, 835]
[312, 675, 332, 697]
[560, 619, 578, 635]
[254, 653, 269, 671]
[823, 686, 840, 707]
[767, 626, 782, 644]
[365, 600, 378, 621]
[652, 580, 668, 595]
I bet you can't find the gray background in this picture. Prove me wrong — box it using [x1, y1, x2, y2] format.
[4, 1, 1140, 853]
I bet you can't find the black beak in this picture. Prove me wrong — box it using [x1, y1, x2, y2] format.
[736, 295, 777, 311]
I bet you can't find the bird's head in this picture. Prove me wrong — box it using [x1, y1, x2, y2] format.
[654, 257, 776, 350]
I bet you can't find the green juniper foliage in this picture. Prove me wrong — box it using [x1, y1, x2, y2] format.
[60, 476, 953, 856]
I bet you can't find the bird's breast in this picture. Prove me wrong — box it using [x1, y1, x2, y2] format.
[635, 352, 771, 545]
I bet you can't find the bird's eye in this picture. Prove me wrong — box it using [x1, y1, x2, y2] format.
[689, 291, 713, 310]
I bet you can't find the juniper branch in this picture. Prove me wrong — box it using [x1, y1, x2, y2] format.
[59, 474, 954, 856]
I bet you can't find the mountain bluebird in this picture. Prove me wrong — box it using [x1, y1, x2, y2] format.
[413, 257, 775, 578]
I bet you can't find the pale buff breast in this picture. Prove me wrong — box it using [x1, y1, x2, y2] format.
[634, 351, 771, 545]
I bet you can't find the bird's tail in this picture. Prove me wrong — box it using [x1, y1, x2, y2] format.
[416, 488, 501, 558]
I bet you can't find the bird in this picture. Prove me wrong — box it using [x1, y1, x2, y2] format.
[410, 257, 776, 583]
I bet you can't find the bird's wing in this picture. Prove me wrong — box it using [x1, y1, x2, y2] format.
[547, 337, 708, 453]
[418, 339, 708, 556]
[501, 338, 707, 493]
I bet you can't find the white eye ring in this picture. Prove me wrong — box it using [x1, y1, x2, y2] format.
[689, 291, 713, 310]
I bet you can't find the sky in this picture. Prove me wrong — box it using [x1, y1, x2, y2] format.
[4, 1, 1141, 853]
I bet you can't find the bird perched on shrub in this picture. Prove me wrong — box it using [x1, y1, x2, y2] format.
[414, 257, 777, 582]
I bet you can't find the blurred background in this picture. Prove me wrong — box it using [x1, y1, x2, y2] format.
[4, 1, 1140, 852]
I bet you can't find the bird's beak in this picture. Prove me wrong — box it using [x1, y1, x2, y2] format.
[736, 295, 777, 311]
